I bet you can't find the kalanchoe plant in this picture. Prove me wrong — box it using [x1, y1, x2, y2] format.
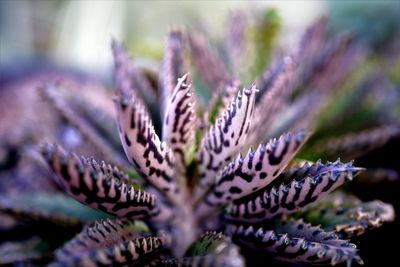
[1, 13, 396, 267]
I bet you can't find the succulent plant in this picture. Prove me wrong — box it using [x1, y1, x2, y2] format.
[0, 12, 397, 267]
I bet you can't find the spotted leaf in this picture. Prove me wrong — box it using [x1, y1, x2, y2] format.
[196, 131, 308, 219]
[299, 192, 395, 239]
[273, 218, 345, 246]
[225, 160, 362, 223]
[160, 29, 187, 116]
[114, 93, 182, 203]
[195, 85, 258, 202]
[40, 144, 157, 219]
[54, 218, 149, 263]
[268, 158, 351, 187]
[163, 73, 196, 169]
[226, 224, 362, 266]
[52, 234, 164, 267]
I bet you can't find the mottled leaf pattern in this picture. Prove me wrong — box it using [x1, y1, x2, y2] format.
[55, 218, 149, 262]
[273, 219, 344, 246]
[226, 160, 362, 223]
[195, 85, 258, 201]
[163, 74, 196, 169]
[334, 200, 395, 239]
[226, 224, 363, 266]
[114, 93, 181, 202]
[299, 192, 395, 239]
[40, 144, 157, 219]
[160, 30, 187, 116]
[52, 235, 164, 267]
[269, 158, 351, 187]
[197, 131, 308, 219]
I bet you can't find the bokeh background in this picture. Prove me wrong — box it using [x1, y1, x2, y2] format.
[2, 0, 399, 84]
[1, 0, 326, 77]
[1, 1, 400, 267]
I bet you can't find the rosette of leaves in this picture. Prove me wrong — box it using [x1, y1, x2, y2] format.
[1, 12, 396, 267]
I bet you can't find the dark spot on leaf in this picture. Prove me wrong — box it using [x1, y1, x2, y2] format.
[124, 133, 132, 146]
[260, 172, 267, 179]
[229, 186, 242, 194]
[255, 162, 262, 171]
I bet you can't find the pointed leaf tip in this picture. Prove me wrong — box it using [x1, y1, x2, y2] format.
[115, 93, 184, 204]
[225, 159, 361, 223]
[195, 85, 258, 202]
[40, 143, 158, 219]
[162, 73, 197, 170]
[197, 131, 307, 219]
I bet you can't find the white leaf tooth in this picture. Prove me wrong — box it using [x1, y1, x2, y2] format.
[255, 227, 264, 237]
[42, 144, 157, 219]
[245, 226, 254, 236]
[116, 93, 180, 203]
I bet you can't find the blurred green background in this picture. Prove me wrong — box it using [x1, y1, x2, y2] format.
[2, 0, 399, 79]
[1, 0, 328, 77]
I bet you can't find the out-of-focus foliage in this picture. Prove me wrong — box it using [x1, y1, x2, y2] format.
[329, 1, 400, 49]
[249, 8, 281, 78]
